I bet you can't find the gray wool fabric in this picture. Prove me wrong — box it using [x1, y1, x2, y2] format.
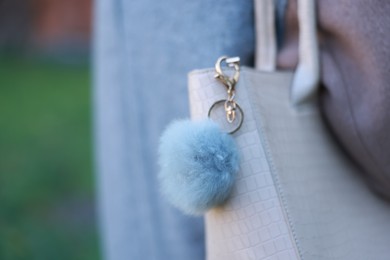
[93, 0, 255, 259]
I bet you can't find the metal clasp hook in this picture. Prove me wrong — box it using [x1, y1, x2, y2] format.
[214, 56, 240, 93]
[213, 56, 241, 125]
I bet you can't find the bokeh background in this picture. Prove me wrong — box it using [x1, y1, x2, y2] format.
[0, 0, 100, 259]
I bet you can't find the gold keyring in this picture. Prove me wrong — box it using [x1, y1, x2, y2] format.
[208, 99, 244, 135]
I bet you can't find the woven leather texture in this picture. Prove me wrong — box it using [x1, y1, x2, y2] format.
[188, 67, 390, 260]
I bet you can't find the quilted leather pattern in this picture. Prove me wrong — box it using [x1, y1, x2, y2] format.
[188, 67, 390, 260]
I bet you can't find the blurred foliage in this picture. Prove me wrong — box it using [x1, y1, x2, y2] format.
[0, 56, 100, 260]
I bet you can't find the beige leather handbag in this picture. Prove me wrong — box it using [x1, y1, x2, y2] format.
[188, 0, 390, 259]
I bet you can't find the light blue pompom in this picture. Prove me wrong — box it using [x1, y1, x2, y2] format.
[158, 119, 239, 215]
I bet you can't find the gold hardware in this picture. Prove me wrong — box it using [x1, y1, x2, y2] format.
[214, 56, 240, 93]
[214, 56, 241, 125]
[208, 56, 244, 134]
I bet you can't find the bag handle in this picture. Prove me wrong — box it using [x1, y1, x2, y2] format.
[255, 0, 319, 105]
[254, 0, 277, 71]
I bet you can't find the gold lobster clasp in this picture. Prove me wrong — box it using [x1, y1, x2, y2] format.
[214, 56, 240, 94]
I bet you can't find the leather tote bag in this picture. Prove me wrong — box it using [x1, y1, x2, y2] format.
[188, 0, 390, 259]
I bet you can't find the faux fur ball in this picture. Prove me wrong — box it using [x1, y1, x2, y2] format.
[158, 119, 239, 215]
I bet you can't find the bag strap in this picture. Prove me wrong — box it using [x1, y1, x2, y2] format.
[291, 0, 319, 105]
[255, 0, 319, 105]
[254, 0, 277, 71]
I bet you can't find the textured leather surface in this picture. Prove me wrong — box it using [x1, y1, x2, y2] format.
[189, 69, 299, 260]
[188, 67, 390, 259]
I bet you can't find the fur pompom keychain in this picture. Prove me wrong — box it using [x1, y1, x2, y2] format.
[159, 119, 239, 215]
[158, 56, 244, 215]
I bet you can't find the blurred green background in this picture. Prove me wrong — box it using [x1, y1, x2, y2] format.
[0, 0, 99, 259]
[0, 56, 99, 259]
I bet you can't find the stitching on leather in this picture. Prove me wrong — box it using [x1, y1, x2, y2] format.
[242, 70, 304, 260]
